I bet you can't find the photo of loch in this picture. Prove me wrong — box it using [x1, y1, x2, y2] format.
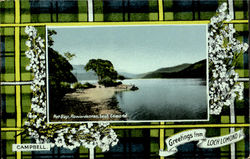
[47, 25, 208, 123]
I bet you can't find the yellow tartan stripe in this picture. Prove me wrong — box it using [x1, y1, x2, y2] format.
[16, 85, 21, 128]
[0, 20, 248, 27]
[15, 0, 21, 159]
[110, 124, 250, 129]
[158, 0, 164, 21]
[159, 122, 165, 159]
[16, 131, 22, 159]
[1, 128, 24, 131]
[15, 27, 20, 81]
[15, 0, 20, 24]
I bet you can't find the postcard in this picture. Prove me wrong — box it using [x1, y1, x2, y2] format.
[0, 1, 249, 158]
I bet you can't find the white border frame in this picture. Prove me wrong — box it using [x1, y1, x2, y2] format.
[46, 24, 209, 124]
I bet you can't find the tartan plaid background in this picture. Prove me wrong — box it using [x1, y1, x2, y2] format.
[0, 0, 249, 158]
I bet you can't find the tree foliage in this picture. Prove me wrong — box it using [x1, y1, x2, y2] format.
[85, 59, 118, 81]
[85, 59, 121, 86]
[64, 52, 76, 61]
[48, 30, 77, 100]
[48, 30, 57, 47]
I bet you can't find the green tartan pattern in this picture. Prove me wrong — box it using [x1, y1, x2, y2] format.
[163, 0, 227, 20]
[20, 0, 88, 23]
[234, 0, 249, 20]
[163, 0, 248, 21]
[93, 0, 159, 21]
[1, 86, 16, 128]
[0, 0, 249, 158]
[0, 0, 15, 24]
[0, 28, 15, 82]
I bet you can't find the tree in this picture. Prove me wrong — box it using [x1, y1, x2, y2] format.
[85, 59, 118, 81]
[48, 30, 77, 100]
[48, 30, 57, 47]
[85, 59, 121, 86]
[64, 52, 75, 61]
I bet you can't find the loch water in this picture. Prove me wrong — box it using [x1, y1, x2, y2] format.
[115, 78, 208, 121]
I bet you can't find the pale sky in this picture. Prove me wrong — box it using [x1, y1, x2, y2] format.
[49, 25, 207, 74]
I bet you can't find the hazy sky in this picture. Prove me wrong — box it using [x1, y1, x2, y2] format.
[49, 25, 207, 74]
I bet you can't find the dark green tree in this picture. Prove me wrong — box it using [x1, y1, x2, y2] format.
[48, 30, 77, 100]
[48, 30, 57, 47]
[85, 59, 121, 86]
[85, 59, 118, 80]
[64, 52, 76, 61]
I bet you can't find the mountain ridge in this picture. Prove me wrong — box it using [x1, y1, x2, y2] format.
[71, 59, 206, 81]
[142, 59, 206, 79]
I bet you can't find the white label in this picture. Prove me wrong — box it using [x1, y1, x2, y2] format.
[12, 144, 51, 152]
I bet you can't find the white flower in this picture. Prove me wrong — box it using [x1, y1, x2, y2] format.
[87, 123, 93, 128]
[36, 37, 45, 48]
[26, 65, 31, 71]
[25, 40, 32, 47]
[39, 80, 45, 86]
[25, 26, 37, 38]
[55, 136, 65, 147]
[24, 121, 30, 126]
[99, 122, 109, 127]
[111, 139, 119, 147]
[218, 3, 227, 12]
[71, 128, 76, 134]
[40, 54, 45, 60]
[243, 43, 249, 52]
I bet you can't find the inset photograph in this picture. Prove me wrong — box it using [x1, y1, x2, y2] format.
[46, 25, 208, 123]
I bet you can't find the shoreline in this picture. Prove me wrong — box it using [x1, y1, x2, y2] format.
[50, 84, 136, 122]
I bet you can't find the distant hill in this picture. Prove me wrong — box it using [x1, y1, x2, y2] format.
[154, 63, 191, 73]
[72, 65, 98, 81]
[72, 65, 136, 81]
[138, 63, 191, 78]
[142, 59, 206, 79]
[118, 72, 138, 79]
[72, 59, 206, 81]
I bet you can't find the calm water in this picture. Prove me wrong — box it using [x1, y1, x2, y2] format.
[115, 79, 208, 121]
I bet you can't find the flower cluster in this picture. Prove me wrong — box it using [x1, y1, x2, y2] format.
[208, 3, 248, 114]
[23, 26, 118, 151]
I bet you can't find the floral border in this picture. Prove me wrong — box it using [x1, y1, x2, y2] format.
[22, 3, 248, 151]
[23, 27, 118, 151]
[208, 3, 248, 115]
